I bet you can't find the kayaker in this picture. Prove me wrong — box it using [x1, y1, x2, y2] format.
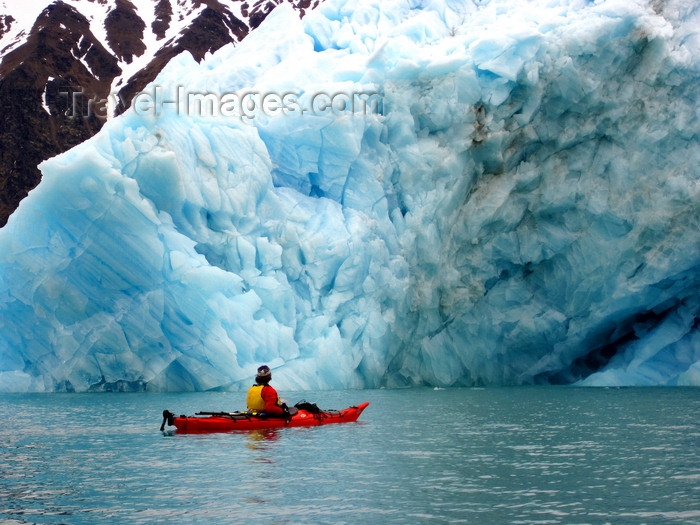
[246, 365, 289, 418]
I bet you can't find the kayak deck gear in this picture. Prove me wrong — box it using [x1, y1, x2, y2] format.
[160, 402, 369, 433]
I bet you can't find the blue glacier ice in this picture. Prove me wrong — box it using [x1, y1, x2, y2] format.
[0, 0, 699, 392]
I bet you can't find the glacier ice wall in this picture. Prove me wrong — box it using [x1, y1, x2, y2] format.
[0, 0, 698, 392]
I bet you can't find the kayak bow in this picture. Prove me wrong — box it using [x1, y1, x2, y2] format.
[161, 402, 369, 433]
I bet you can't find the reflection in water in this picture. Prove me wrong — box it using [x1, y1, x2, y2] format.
[241, 428, 284, 505]
[245, 428, 281, 451]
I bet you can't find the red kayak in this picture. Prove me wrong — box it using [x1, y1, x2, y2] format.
[161, 402, 369, 433]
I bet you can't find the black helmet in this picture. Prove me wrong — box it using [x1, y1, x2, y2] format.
[257, 365, 271, 380]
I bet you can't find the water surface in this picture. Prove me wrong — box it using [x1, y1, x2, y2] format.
[1, 387, 698, 524]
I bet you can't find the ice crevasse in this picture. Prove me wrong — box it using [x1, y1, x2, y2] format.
[0, 0, 698, 392]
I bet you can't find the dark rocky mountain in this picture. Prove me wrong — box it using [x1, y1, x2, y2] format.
[0, 0, 320, 226]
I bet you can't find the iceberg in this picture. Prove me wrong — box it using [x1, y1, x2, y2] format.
[0, 0, 698, 392]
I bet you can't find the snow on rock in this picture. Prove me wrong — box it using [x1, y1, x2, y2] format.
[0, 0, 698, 392]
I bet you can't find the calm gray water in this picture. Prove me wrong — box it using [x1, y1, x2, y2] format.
[1, 387, 699, 524]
